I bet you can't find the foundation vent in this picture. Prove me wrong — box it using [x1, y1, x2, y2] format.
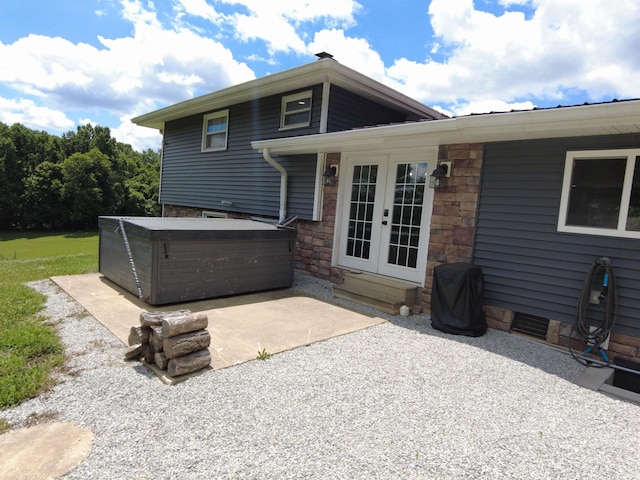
[511, 312, 549, 340]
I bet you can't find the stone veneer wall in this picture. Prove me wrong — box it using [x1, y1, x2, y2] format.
[422, 143, 483, 311]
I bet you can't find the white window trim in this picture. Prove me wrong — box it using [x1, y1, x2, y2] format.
[201, 109, 229, 152]
[280, 90, 312, 131]
[312, 153, 325, 221]
[558, 148, 640, 239]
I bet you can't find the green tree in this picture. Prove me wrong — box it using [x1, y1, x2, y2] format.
[122, 148, 161, 216]
[0, 123, 64, 228]
[0, 124, 20, 228]
[61, 124, 117, 159]
[23, 161, 65, 229]
[61, 149, 114, 228]
[0, 122, 160, 230]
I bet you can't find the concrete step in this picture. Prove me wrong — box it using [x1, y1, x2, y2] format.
[332, 272, 420, 315]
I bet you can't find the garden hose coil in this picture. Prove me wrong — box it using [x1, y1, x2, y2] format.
[569, 257, 617, 367]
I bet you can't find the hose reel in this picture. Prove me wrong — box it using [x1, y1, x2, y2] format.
[569, 257, 617, 367]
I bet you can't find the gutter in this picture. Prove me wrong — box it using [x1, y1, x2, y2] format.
[261, 148, 287, 224]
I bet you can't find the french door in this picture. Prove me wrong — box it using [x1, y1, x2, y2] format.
[337, 150, 436, 284]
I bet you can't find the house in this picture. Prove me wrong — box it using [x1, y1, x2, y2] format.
[132, 54, 445, 223]
[133, 57, 640, 364]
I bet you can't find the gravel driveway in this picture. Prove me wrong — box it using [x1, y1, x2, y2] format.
[3, 275, 639, 479]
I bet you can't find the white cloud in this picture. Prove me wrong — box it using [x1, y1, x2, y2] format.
[0, 97, 75, 131]
[0, 0, 256, 150]
[113, 114, 163, 151]
[446, 99, 537, 117]
[178, 0, 362, 56]
[380, 0, 640, 114]
[0, 35, 95, 94]
[308, 29, 387, 81]
[175, 0, 223, 24]
[499, 0, 531, 6]
[233, 11, 307, 54]
[221, 0, 360, 26]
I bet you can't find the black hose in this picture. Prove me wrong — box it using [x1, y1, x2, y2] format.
[569, 257, 617, 367]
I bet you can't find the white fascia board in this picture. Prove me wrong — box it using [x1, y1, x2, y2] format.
[251, 118, 458, 154]
[456, 101, 640, 131]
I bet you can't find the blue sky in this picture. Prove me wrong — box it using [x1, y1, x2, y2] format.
[0, 0, 638, 151]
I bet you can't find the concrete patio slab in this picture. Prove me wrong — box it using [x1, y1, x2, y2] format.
[51, 273, 386, 374]
[0, 422, 93, 480]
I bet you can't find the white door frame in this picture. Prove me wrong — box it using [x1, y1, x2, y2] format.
[334, 148, 437, 285]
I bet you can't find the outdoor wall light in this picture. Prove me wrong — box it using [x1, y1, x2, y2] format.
[323, 165, 337, 186]
[429, 163, 450, 189]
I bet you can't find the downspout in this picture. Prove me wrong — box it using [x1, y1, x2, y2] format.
[261, 147, 287, 224]
[159, 128, 166, 217]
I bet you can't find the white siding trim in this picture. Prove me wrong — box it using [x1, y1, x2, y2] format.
[319, 82, 330, 133]
[313, 153, 325, 221]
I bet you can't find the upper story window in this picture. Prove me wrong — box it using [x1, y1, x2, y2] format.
[280, 90, 312, 130]
[558, 149, 640, 238]
[202, 110, 229, 152]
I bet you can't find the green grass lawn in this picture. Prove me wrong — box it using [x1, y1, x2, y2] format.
[0, 231, 98, 260]
[0, 231, 98, 412]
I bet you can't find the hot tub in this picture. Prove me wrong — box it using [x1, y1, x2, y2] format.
[98, 217, 295, 305]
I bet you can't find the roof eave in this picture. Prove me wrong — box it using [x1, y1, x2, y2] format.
[252, 100, 640, 155]
[131, 59, 445, 130]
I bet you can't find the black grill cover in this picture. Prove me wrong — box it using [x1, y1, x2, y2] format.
[431, 262, 487, 337]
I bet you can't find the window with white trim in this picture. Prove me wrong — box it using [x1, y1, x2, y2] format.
[280, 91, 312, 130]
[202, 110, 229, 151]
[558, 149, 640, 238]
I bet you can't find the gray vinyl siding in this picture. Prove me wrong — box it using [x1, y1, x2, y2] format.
[160, 87, 323, 220]
[473, 134, 640, 338]
[274, 153, 318, 220]
[326, 86, 415, 132]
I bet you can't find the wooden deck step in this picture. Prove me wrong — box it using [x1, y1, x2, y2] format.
[332, 272, 420, 315]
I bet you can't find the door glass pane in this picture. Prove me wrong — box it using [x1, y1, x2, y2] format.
[410, 227, 420, 247]
[408, 247, 418, 268]
[347, 239, 354, 256]
[346, 164, 378, 260]
[388, 162, 427, 268]
[626, 157, 640, 231]
[566, 158, 625, 228]
[362, 240, 370, 258]
[388, 245, 397, 264]
[412, 206, 422, 226]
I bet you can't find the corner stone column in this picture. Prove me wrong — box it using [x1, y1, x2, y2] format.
[422, 143, 483, 312]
